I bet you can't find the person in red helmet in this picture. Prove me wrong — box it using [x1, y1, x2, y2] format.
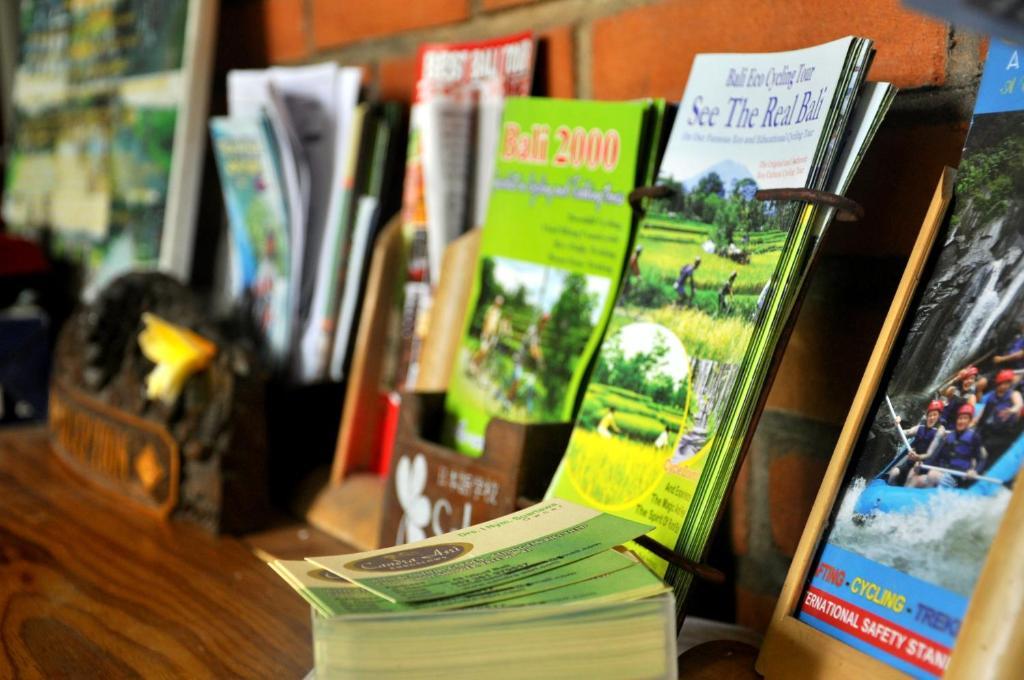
[973, 368, 1023, 460]
[890, 400, 946, 487]
[940, 365, 979, 428]
[913, 403, 988, 488]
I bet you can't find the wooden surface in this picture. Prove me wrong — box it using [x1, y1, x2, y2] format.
[757, 168, 957, 679]
[677, 641, 760, 679]
[243, 519, 354, 562]
[0, 426, 312, 678]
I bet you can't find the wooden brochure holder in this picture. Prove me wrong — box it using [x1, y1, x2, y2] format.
[378, 391, 572, 547]
[307, 220, 486, 550]
[756, 169, 970, 678]
[306, 216, 404, 549]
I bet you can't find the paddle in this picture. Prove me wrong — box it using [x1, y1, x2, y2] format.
[885, 395, 913, 451]
[878, 394, 915, 480]
[918, 464, 1004, 485]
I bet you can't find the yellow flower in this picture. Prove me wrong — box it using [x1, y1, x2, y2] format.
[138, 313, 217, 405]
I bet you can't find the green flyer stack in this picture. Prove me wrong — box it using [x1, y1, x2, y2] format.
[271, 500, 676, 679]
[442, 96, 664, 456]
[548, 36, 893, 616]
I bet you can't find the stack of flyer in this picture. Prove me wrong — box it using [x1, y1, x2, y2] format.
[440, 95, 668, 456]
[394, 33, 537, 390]
[209, 64, 406, 382]
[546, 36, 895, 619]
[270, 500, 676, 679]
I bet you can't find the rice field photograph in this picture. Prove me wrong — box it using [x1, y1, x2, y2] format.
[561, 323, 692, 508]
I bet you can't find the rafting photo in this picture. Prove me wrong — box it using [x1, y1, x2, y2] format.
[798, 40, 1024, 679]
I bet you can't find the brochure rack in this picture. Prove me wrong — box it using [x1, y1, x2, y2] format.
[312, 181, 864, 577]
[306, 216, 404, 549]
[378, 391, 572, 547]
[613, 183, 868, 588]
[757, 169, 957, 679]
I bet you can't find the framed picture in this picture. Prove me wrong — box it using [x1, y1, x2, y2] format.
[2, 0, 218, 294]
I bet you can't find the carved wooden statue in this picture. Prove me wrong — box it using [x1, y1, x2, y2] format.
[49, 272, 270, 533]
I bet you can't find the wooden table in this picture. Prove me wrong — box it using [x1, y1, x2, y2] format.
[0, 426, 317, 678]
[0, 426, 764, 679]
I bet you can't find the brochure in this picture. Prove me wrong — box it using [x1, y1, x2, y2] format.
[394, 32, 537, 391]
[209, 116, 293, 363]
[307, 499, 653, 603]
[547, 37, 877, 610]
[799, 39, 1024, 679]
[442, 96, 655, 456]
[272, 548, 642, 617]
[417, 32, 536, 280]
[329, 104, 407, 378]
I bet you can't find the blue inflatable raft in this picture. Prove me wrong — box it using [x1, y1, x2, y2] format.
[853, 433, 1024, 518]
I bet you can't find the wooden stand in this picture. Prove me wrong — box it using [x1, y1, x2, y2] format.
[306, 216, 404, 549]
[378, 391, 571, 547]
[757, 169, 958, 678]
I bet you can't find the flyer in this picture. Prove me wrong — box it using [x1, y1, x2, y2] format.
[546, 38, 876, 610]
[272, 548, 644, 617]
[394, 31, 537, 390]
[209, 116, 293, 363]
[798, 39, 1024, 679]
[307, 499, 653, 603]
[442, 96, 653, 456]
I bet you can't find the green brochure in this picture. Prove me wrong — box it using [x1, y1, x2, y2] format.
[307, 499, 653, 604]
[547, 37, 875, 615]
[488, 560, 668, 609]
[442, 97, 655, 456]
[272, 548, 644, 617]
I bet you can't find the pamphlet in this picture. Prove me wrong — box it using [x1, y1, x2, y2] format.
[272, 548, 648, 617]
[799, 39, 1024, 679]
[547, 37, 875, 608]
[209, 116, 293, 363]
[307, 499, 653, 603]
[394, 32, 537, 391]
[416, 32, 536, 280]
[442, 96, 655, 456]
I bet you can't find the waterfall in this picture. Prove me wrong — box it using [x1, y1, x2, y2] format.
[933, 257, 1005, 382]
[966, 251, 1024, 356]
[672, 359, 739, 463]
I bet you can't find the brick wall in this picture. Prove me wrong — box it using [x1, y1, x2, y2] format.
[226, 0, 982, 108]
[222, 0, 987, 629]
